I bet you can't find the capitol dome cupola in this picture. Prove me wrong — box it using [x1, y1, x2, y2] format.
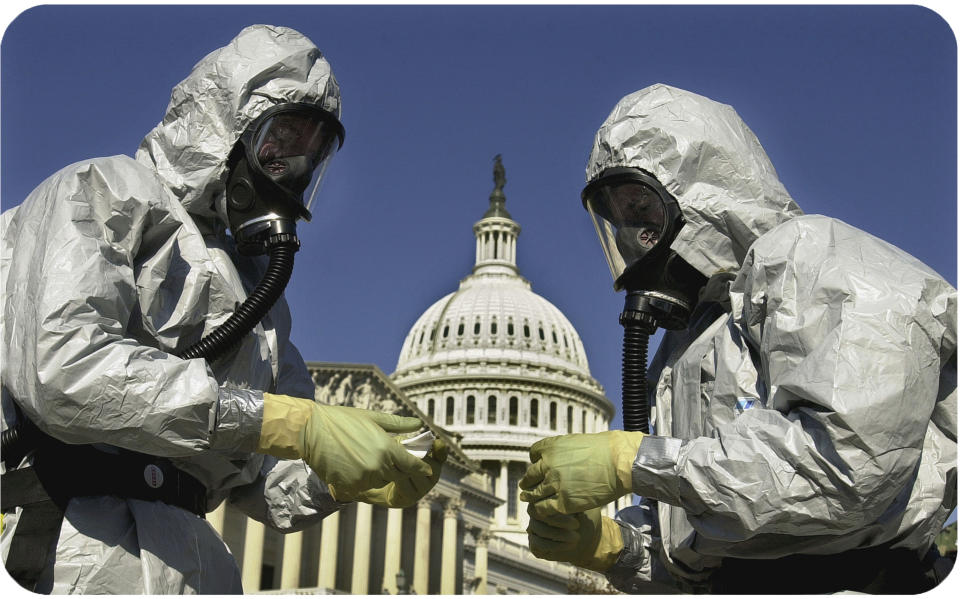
[473, 154, 521, 277]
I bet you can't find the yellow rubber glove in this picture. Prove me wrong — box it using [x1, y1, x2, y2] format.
[257, 393, 432, 502]
[527, 506, 624, 572]
[355, 439, 449, 508]
[519, 431, 645, 516]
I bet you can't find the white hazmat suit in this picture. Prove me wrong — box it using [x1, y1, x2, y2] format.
[590, 85, 957, 593]
[2, 25, 345, 593]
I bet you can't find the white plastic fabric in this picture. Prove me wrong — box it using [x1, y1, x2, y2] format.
[587, 85, 957, 592]
[1, 25, 343, 593]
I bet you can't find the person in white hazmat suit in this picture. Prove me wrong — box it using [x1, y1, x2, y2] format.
[0, 25, 446, 594]
[519, 84, 956, 594]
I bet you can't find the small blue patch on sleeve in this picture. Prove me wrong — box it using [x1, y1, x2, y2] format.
[736, 398, 756, 412]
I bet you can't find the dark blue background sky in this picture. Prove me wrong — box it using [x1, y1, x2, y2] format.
[2, 4, 957, 432]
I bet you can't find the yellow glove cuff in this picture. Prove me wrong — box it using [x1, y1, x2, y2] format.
[610, 431, 646, 493]
[576, 515, 625, 573]
[257, 392, 314, 460]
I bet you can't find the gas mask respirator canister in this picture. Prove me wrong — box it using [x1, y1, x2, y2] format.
[581, 167, 705, 432]
[179, 102, 345, 363]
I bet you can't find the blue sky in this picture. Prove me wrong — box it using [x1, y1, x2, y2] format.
[1, 3, 956, 434]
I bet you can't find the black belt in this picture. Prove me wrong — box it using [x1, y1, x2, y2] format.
[3, 433, 208, 517]
[2, 429, 208, 590]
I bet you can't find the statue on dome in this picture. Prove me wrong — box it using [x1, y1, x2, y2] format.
[493, 154, 506, 194]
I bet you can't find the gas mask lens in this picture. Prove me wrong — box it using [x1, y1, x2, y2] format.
[584, 177, 668, 282]
[250, 106, 343, 220]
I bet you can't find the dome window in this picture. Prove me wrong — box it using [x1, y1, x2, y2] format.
[457, 323, 465, 336]
[507, 322, 514, 336]
[443, 324, 449, 338]
[567, 405, 574, 433]
[552, 330, 558, 344]
[418, 330, 424, 345]
[446, 396, 455, 425]
[474, 321, 481, 335]
[549, 402, 558, 431]
[487, 396, 497, 424]
[491, 321, 497, 335]
[509, 396, 518, 425]
[538, 327, 545, 341]
[466, 395, 476, 424]
[523, 324, 530, 338]
[530, 398, 539, 427]
[428, 398, 435, 420]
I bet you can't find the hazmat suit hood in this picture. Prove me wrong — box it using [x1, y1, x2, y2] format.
[586, 84, 803, 278]
[136, 24, 341, 225]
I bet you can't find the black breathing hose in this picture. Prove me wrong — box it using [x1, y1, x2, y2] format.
[620, 292, 658, 433]
[177, 241, 297, 362]
[1, 422, 31, 463]
[2, 239, 298, 459]
[620, 321, 651, 433]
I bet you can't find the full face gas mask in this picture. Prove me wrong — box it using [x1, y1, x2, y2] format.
[581, 167, 706, 432]
[225, 102, 345, 255]
[178, 102, 345, 364]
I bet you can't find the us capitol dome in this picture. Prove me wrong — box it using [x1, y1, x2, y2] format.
[391, 156, 614, 545]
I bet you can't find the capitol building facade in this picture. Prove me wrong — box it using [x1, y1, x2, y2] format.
[207, 160, 626, 594]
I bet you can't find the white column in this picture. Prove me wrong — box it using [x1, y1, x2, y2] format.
[207, 501, 226, 537]
[241, 518, 266, 592]
[382, 508, 403, 594]
[473, 529, 490, 595]
[280, 531, 303, 590]
[495, 460, 508, 526]
[440, 499, 462, 594]
[475, 235, 481, 264]
[317, 511, 340, 590]
[351, 501, 373, 594]
[413, 494, 434, 594]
